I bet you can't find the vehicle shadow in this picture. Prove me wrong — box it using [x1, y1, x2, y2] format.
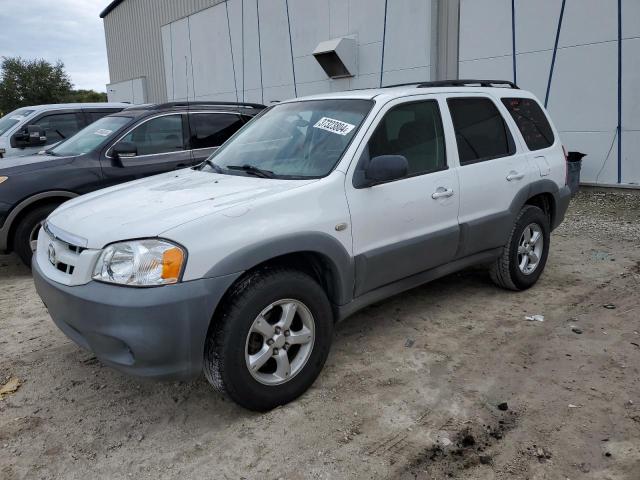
[0, 253, 32, 278]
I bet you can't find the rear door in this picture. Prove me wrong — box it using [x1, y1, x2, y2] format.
[99, 113, 192, 186]
[500, 96, 563, 184]
[443, 94, 533, 258]
[187, 111, 246, 164]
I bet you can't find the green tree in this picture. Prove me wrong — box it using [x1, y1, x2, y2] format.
[66, 89, 107, 103]
[0, 57, 73, 113]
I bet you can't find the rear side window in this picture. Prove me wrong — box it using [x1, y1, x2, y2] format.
[85, 110, 120, 124]
[447, 97, 515, 165]
[363, 100, 446, 177]
[189, 113, 244, 150]
[501, 97, 554, 150]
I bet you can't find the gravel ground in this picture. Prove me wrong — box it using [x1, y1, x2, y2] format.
[1, 189, 639, 479]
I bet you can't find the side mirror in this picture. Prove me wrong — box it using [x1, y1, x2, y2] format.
[363, 155, 408, 186]
[112, 142, 137, 166]
[27, 125, 47, 146]
[12, 125, 46, 148]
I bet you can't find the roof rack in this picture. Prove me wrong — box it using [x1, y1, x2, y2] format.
[383, 79, 519, 89]
[150, 101, 266, 110]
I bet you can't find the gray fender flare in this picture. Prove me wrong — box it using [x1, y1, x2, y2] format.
[204, 232, 355, 306]
[509, 179, 569, 229]
[0, 191, 78, 252]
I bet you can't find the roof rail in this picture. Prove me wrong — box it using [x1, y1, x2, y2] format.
[383, 79, 519, 89]
[151, 101, 266, 110]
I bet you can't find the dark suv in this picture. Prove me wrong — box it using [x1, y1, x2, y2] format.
[0, 101, 265, 265]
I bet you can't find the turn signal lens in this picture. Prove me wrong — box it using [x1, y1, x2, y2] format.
[0, 176, 8, 184]
[162, 247, 184, 282]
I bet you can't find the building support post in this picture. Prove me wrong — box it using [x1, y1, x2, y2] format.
[432, 0, 460, 81]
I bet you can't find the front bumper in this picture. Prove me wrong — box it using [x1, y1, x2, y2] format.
[33, 259, 240, 380]
[0, 201, 12, 251]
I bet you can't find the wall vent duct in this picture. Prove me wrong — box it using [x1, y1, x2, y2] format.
[313, 37, 357, 79]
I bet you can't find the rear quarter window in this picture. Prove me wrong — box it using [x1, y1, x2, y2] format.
[501, 98, 555, 151]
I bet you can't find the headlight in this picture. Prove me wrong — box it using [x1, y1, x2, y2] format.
[0, 176, 7, 184]
[93, 239, 185, 286]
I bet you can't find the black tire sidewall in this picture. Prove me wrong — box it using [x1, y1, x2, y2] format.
[215, 270, 333, 411]
[508, 207, 550, 289]
[13, 204, 58, 267]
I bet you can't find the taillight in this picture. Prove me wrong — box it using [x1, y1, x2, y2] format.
[563, 145, 568, 185]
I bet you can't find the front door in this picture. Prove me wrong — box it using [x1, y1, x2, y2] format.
[100, 113, 192, 186]
[346, 97, 460, 297]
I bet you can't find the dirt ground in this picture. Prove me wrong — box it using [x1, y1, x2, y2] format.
[1, 189, 639, 480]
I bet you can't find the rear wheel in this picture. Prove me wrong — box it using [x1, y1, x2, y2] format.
[203, 268, 333, 411]
[490, 205, 550, 291]
[13, 204, 59, 267]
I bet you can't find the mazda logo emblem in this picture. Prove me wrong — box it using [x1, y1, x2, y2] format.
[48, 244, 56, 266]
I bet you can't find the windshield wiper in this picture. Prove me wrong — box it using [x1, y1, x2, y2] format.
[201, 158, 224, 173]
[225, 164, 275, 178]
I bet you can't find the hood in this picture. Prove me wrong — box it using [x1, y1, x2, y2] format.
[48, 168, 316, 249]
[0, 153, 73, 174]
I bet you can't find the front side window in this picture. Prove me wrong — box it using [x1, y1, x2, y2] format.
[117, 114, 185, 156]
[447, 97, 515, 165]
[204, 99, 373, 179]
[501, 97, 554, 151]
[189, 113, 244, 149]
[51, 116, 131, 157]
[360, 100, 446, 178]
[0, 108, 35, 135]
[34, 113, 82, 145]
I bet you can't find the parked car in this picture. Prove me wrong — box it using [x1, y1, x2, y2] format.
[33, 80, 571, 411]
[0, 101, 265, 265]
[0, 103, 129, 158]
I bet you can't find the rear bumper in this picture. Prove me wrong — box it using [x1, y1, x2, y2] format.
[552, 185, 572, 230]
[33, 259, 240, 380]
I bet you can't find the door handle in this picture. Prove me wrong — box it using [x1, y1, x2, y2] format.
[431, 187, 454, 199]
[506, 171, 525, 181]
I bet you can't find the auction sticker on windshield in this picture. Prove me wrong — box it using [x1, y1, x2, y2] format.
[313, 117, 355, 136]
[94, 129, 113, 137]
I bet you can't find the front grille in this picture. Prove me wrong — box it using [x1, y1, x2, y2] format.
[42, 225, 83, 278]
[56, 262, 75, 275]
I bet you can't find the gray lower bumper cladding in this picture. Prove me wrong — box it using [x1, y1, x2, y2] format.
[33, 260, 240, 379]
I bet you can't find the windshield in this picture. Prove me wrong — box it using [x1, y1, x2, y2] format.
[0, 108, 35, 136]
[203, 99, 373, 178]
[51, 116, 131, 157]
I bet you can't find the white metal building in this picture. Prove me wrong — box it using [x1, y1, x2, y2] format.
[101, 0, 638, 186]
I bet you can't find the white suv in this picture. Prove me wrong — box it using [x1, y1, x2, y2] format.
[33, 80, 571, 411]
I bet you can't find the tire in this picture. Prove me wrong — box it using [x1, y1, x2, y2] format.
[203, 267, 334, 411]
[13, 203, 59, 267]
[490, 205, 550, 291]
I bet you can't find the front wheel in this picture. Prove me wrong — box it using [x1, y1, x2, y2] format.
[13, 203, 59, 267]
[203, 268, 334, 411]
[490, 205, 550, 291]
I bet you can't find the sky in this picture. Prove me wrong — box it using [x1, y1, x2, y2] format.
[0, 0, 110, 92]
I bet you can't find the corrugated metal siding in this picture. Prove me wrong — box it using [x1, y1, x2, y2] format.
[103, 0, 225, 102]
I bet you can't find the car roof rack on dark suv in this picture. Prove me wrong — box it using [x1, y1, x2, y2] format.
[124, 101, 266, 112]
[383, 79, 519, 89]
